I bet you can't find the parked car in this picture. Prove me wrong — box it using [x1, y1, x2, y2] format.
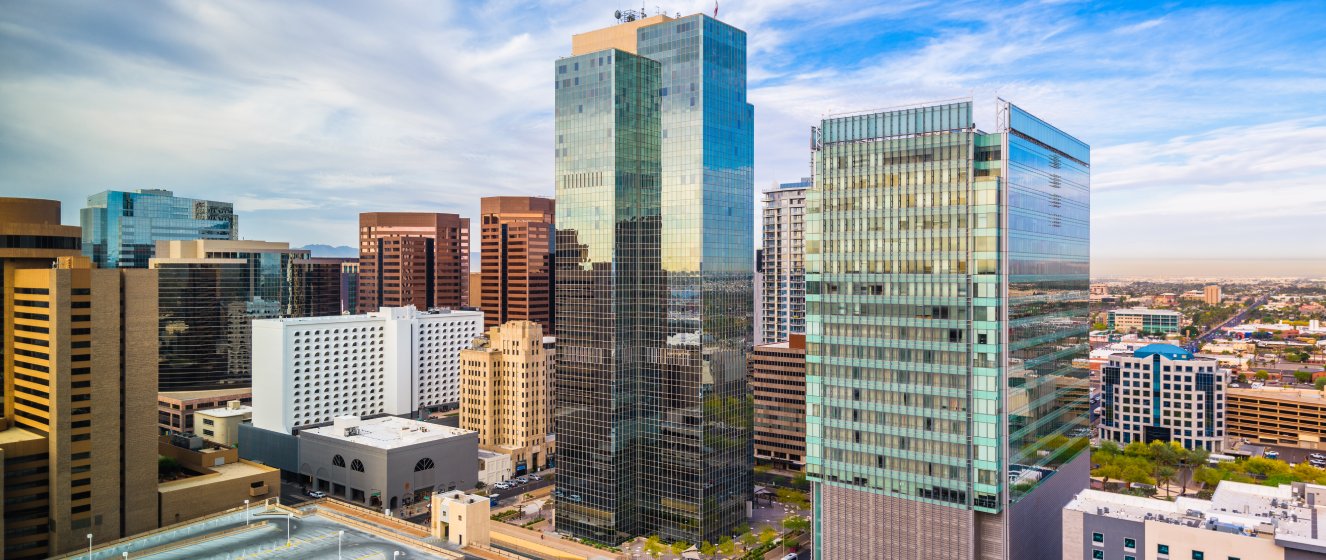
[1308, 452, 1325, 461]
[308, 490, 327, 499]
[530, 474, 542, 481]
[1265, 450, 1280, 459]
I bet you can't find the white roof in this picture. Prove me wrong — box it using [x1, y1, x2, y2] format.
[195, 405, 253, 418]
[302, 416, 474, 449]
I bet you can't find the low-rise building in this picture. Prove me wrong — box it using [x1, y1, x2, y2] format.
[297, 415, 478, 512]
[251, 305, 483, 434]
[157, 388, 252, 436]
[193, 400, 252, 446]
[1099, 344, 1226, 451]
[431, 490, 491, 547]
[1062, 481, 1326, 560]
[157, 436, 280, 527]
[1227, 387, 1326, 450]
[1108, 307, 1182, 334]
[477, 449, 513, 487]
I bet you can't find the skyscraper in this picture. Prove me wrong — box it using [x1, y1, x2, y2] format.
[1, 256, 158, 559]
[358, 212, 470, 312]
[806, 100, 1091, 559]
[555, 11, 753, 544]
[80, 189, 236, 269]
[759, 178, 810, 344]
[151, 239, 340, 391]
[478, 197, 555, 333]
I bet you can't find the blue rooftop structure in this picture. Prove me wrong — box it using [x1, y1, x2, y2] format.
[1132, 343, 1194, 360]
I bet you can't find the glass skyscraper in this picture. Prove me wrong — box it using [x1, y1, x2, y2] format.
[152, 240, 340, 391]
[81, 189, 237, 268]
[554, 12, 753, 545]
[805, 100, 1090, 559]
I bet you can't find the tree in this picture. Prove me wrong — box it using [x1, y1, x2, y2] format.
[1295, 370, 1313, 383]
[1155, 466, 1178, 499]
[783, 514, 810, 534]
[1093, 463, 1124, 489]
[671, 540, 691, 556]
[1255, 370, 1270, 381]
[699, 541, 718, 559]
[759, 526, 779, 546]
[644, 535, 667, 559]
[738, 530, 759, 551]
[775, 487, 810, 509]
[1316, 377, 1326, 391]
[158, 455, 181, 477]
[718, 537, 737, 557]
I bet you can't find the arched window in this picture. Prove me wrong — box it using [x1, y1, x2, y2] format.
[351, 459, 364, 472]
[332, 454, 345, 468]
[414, 458, 435, 472]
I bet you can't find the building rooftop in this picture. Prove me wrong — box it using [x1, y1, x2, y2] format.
[1111, 307, 1181, 316]
[302, 416, 474, 450]
[1067, 481, 1326, 544]
[158, 460, 276, 493]
[1229, 387, 1326, 405]
[0, 425, 46, 445]
[196, 404, 254, 418]
[1133, 344, 1196, 361]
[263, 305, 482, 326]
[159, 388, 253, 402]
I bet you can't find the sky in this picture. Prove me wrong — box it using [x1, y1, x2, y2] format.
[2, 0, 1325, 277]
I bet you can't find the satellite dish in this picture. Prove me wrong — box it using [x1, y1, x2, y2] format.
[614, 10, 622, 20]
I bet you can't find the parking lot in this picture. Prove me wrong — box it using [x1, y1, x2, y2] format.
[488, 473, 553, 505]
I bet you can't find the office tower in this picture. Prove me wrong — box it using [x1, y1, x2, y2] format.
[80, 189, 236, 269]
[1107, 307, 1181, 334]
[751, 334, 807, 470]
[555, 11, 754, 544]
[250, 306, 483, 434]
[460, 321, 551, 475]
[1, 256, 157, 559]
[357, 212, 469, 313]
[478, 197, 555, 333]
[340, 259, 360, 314]
[806, 100, 1090, 559]
[1204, 284, 1222, 306]
[759, 178, 810, 344]
[150, 239, 340, 391]
[1099, 344, 1225, 451]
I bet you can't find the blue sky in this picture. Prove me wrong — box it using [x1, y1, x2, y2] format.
[2, 0, 1324, 276]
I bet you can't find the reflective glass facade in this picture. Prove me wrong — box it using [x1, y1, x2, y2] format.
[805, 100, 1090, 559]
[81, 189, 236, 268]
[554, 13, 754, 545]
[154, 243, 340, 391]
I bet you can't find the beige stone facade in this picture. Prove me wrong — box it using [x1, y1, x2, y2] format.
[570, 14, 673, 55]
[1, 256, 158, 558]
[460, 321, 551, 476]
[193, 400, 252, 446]
[1227, 387, 1326, 449]
[431, 490, 491, 548]
[157, 438, 279, 527]
[157, 388, 252, 436]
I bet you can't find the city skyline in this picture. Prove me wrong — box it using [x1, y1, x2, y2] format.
[3, 1, 1324, 277]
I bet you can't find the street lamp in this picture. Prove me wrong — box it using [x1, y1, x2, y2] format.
[286, 513, 292, 546]
[338, 530, 344, 560]
[123, 553, 129, 559]
[244, 499, 250, 525]
[86, 533, 92, 560]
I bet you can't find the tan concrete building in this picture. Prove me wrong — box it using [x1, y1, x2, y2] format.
[430, 490, 491, 547]
[750, 335, 807, 470]
[193, 400, 252, 446]
[157, 437, 279, 527]
[460, 321, 551, 476]
[1, 256, 158, 558]
[157, 388, 252, 436]
[1227, 387, 1326, 449]
[1204, 284, 1222, 306]
[358, 212, 470, 312]
[478, 197, 554, 333]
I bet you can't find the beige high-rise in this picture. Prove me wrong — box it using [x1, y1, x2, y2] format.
[1, 256, 158, 558]
[459, 321, 551, 475]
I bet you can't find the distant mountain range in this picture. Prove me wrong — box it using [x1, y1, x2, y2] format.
[299, 244, 357, 258]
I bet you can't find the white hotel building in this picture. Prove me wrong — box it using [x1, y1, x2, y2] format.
[252, 306, 483, 434]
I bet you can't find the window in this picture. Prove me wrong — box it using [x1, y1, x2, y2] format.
[414, 458, 435, 471]
[1124, 537, 1136, 550]
[1158, 544, 1169, 555]
[1191, 553, 1203, 560]
[351, 459, 364, 472]
[333, 454, 346, 468]
[1092, 551, 1103, 560]
[1092, 532, 1103, 544]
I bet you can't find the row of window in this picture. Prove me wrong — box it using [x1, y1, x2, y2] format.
[1090, 532, 1236, 560]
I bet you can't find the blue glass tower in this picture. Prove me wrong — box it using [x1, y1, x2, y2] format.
[806, 100, 1090, 559]
[554, 12, 754, 544]
[81, 189, 237, 268]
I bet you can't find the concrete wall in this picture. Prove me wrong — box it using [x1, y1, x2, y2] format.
[237, 424, 300, 473]
[1010, 450, 1089, 560]
[157, 461, 279, 527]
[1072, 511, 1143, 560]
[298, 430, 478, 511]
